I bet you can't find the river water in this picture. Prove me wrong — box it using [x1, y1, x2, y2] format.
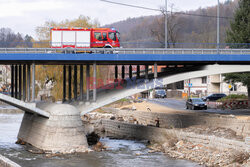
[0, 113, 201, 167]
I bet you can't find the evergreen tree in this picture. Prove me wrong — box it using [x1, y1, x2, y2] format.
[226, 0, 250, 48]
[224, 0, 250, 99]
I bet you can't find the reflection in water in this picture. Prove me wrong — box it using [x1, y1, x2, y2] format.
[0, 113, 200, 167]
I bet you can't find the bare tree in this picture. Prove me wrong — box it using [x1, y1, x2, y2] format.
[151, 4, 183, 48]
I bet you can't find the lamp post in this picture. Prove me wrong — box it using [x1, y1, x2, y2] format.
[217, 0, 220, 54]
[165, 0, 168, 48]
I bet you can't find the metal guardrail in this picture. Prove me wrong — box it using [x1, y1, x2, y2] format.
[0, 48, 249, 55]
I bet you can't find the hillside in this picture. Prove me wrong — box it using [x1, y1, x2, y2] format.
[105, 0, 239, 48]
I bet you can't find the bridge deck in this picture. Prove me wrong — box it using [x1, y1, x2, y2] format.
[0, 53, 250, 65]
[0, 48, 249, 65]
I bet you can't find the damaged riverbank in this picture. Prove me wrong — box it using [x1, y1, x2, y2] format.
[82, 101, 250, 167]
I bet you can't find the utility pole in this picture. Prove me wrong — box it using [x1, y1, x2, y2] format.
[165, 0, 168, 48]
[217, 0, 220, 54]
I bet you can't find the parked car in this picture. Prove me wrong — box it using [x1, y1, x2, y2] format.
[202, 93, 226, 101]
[186, 98, 207, 110]
[155, 89, 166, 98]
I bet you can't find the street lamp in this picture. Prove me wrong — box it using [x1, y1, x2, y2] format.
[165, 0, 168, 48]
[217, 0, 220, 54]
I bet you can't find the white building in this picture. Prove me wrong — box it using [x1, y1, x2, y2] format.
[183, 74, 248, 96]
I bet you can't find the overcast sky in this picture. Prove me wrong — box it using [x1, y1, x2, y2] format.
[0, 0, 228, 39]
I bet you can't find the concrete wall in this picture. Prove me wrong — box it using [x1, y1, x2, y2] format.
[102, 119, 249, 152]
[0, 108, 22, 114]
[166, 90, 183, 98]
[103, 108, 250, 138]
[0, 154, 21, 167]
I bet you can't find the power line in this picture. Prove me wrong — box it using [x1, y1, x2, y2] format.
[100, 0, 160, 12]
[100, 0, 233, 19]
[173, 11, 232, 19]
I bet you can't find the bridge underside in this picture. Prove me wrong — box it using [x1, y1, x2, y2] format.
[76, 64, 250, 115]
[1, 51, 250, 117]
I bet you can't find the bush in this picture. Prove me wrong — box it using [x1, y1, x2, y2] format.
[218, 94, 248, 102]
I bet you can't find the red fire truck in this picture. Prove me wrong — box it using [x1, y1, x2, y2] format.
[50, 27, 120, 49]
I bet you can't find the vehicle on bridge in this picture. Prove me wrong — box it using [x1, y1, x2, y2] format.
[50, 27, 120, 49]
[186, 98, 207, 110]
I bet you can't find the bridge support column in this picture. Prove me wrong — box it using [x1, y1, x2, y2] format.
[31, 63, 35, 102]
[86, 64, 90, 102]
[137, 65, 140, 79]
[93, 62, 97, 102]
[18, 103, 88, 154]
[27, 65, 31, 102]
[80, 65, 83, 101]
[154, 62, 158, 78]
[19, 65, 22, 100]
[11, 65, 14, 97]
[14, 65, 18, 99]
[115, 65, 118, 82]
[22, 65, 26, 101]
[145, 65, 149, 80]
[68, 65, 72, 102]
[63, 65, 66, 103]
[129, 65, 132, 79]
[74, 65, 77, 100]
[122, 65, 125, 80]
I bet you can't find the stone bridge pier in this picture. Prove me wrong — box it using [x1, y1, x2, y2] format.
[17, 103, 88, 153]
[8, 63, 89, 153]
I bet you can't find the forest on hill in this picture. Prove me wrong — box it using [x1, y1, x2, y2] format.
[105, 0, 239, 48]
[0, 0, 240, 49]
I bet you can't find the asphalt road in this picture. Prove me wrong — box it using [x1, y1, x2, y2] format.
[147, 98, 250, 116]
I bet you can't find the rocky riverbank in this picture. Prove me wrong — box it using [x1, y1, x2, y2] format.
[82, 100, 250, 167]
[148, 139, 249, 167]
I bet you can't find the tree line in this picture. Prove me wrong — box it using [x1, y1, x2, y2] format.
[0, 28, 33, 48]
[107, 0, 242, 48]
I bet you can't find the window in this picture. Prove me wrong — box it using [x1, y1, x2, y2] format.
[116, 32, 120, 41]
[94, 32, 102, 41]
[202, 77, 207, 84]
[108, 32, 116, 41]
[103, 32, 107, 41]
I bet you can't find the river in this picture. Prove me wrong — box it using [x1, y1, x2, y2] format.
[0, 113, 201, 167]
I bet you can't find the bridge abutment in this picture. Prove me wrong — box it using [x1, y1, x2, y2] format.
[17, 103, 88, 153]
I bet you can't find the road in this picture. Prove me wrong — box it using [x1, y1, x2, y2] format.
[147, 98, 250, 116]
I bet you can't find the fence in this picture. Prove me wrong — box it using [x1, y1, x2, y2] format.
[0, 48, 250, 55]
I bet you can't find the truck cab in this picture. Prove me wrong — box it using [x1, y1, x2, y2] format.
[91, 28, 120, 48]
